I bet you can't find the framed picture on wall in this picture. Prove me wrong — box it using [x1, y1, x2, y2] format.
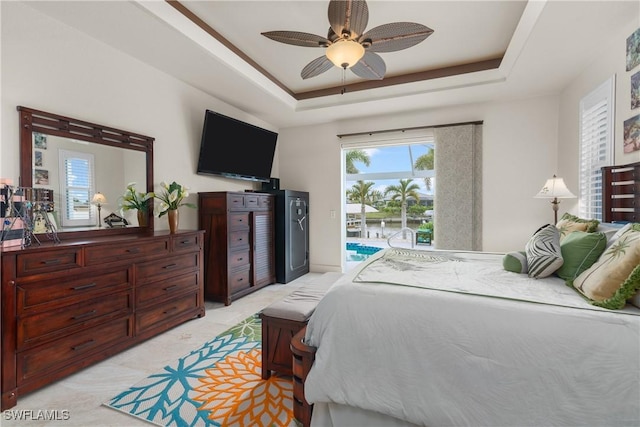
[34, 150, 43, 167]
[34, 169, 49, 185]
[34, 133, 47, 150]
[628, 28, 640, 71]
[623, 114, 640, 153]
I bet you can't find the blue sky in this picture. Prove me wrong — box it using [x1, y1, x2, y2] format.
[346, 143, 434, 195]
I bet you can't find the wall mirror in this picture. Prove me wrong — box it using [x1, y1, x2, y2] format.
[18, 106, 154, 240]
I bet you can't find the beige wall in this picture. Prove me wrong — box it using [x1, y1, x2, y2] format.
[1, 2, 279, 233]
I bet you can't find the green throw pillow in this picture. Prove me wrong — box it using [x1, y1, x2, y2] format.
[503, 251, 528, 274]
[573, 224, 640, 309]
[556, 231, 607, 281]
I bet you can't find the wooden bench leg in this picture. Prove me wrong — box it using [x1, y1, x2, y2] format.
[291, 326, 316, 427]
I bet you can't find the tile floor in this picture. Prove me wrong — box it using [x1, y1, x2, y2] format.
[1, 273, 328, 427]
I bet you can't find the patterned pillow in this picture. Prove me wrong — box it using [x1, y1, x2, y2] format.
[573, 224, 640, 309]
[503, 251, 528, 274]
[555, 213, 599, 241]
[556, 231, 606, 282]
[525, 224, 564, 278]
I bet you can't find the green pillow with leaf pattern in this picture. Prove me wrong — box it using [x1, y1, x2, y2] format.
[572, 224, 640, 309]
[556, 213, 599, 241]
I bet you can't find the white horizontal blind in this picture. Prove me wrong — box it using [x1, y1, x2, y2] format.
[58, 149, 95, 226]
[579, 76, 614, 221]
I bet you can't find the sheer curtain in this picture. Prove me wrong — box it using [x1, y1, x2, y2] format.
[434, 124, 483, 250]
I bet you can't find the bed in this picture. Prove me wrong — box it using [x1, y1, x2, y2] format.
[292, 162, 640, 427]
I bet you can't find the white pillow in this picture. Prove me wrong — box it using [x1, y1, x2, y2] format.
[525, 224, 563, 278]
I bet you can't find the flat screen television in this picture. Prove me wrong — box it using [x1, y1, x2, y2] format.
[197, 110, 278, 183]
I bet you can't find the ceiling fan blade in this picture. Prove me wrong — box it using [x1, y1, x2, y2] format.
[350, 52, 386, 80]
[361, 22, 434, 53]
[301, 56, 334, 79]
[328, 0, 368, 39]
[262, 31, 329, 48]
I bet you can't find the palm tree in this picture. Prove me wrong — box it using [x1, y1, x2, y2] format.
[345, 149, 371, 174]
[384, 179, 421, 239]
[414, 148, 434, 191]
[346, 180, 376, 237]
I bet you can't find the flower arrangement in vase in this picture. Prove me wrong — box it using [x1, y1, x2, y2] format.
[119, 182, 154, 226]
[155, 181, 196, 233]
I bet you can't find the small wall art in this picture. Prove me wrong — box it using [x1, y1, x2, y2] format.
[34, 169, 49, 185]
[34, 150, 43, 167]
[627, 27, 640, 71]
[34, 133, 47, 149]
[623, 113, 640, 153]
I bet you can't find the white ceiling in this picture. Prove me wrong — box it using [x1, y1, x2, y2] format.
[25, 1, 639, 129]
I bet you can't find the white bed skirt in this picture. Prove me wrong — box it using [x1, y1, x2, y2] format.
[311, 402, 420, 427]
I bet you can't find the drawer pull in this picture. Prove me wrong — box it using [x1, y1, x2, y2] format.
[163, 263, 177, 269]
[72, 310, 97, 320]
[72, 282, 97, 291]
[237, 257, 244, 261]
[180, 240, 190, 245]
[126, 248, 140, 254]
[42, 259, 61, 265]
[71, 339, 96, 351]
[163, 306, 178, 315]
[237, 277, 244, 282]
[164, 285, 178, 292]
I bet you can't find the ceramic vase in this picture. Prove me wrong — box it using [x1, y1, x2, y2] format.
[168, 209, 179, 234]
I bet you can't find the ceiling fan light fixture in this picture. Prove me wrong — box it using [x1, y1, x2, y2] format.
[326, 39, 365, 69]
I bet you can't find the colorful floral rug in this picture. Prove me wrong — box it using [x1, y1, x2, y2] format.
[104, 314, 296, 426]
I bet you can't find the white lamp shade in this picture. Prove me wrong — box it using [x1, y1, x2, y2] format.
[534, 176, 576, 199]
[326, 40, 365, 68]
[91, 192, 107, 205]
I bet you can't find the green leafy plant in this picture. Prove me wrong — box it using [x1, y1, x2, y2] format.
[119, 182, 154, 212]
[155, 181, 196, 217]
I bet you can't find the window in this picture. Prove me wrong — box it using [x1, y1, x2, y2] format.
[579, 76, 615, 221]
[58, 149, 96, 227]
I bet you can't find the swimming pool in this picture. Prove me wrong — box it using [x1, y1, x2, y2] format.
[346, 243, 383, 262]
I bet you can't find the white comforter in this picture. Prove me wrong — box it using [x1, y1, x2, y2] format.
[304, 249, 640, 426]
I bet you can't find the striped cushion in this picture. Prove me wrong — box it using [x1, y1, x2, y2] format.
[525, 224, 564, 278]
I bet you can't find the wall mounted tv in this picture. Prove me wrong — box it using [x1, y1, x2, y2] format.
[197, 110, 278, 183]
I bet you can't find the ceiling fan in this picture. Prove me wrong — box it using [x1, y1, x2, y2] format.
[262, 0, 434, 81]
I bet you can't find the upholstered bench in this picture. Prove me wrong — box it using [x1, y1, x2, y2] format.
[260, 273, 339, 379]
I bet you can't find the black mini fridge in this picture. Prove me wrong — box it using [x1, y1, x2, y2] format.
[266, 189, 309, 283]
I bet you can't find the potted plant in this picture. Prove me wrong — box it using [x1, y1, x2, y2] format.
[119, 182, 154, 226]
[155, 181, 196, 233]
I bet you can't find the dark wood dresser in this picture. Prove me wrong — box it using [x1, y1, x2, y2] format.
[0, 230, 205, 410]
[198, 191, 275, 305]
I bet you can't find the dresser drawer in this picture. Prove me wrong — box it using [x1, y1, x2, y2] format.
[17, 317, 132, 384]
[229, 230, 249, 249]
[227, 193, 245, 209]
[171, 233, 200, 253]
[16, 269, 130, 313]
[18, 290, 132, 349]
[229, 249, 250, 269]
[258, 195, 273, 209]
[135, 291, 200, 334]
[16, 249, 82, 277]
[245, 194, 259, 209]
[85, 238, 170, 266]
[136, 272, 199, 308]
[229, 268, 251, 294]
[136, 253, 199, 285]
[229, 213, 250, 230]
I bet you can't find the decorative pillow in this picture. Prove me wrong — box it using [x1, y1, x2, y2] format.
[525, 224, 563, 278]
[573, 224, 640, 309]
[503, 251, 528, 274]
[606, 223, 631, 248]
[555, 231, 606, 282]
[555, 213, 599, 241]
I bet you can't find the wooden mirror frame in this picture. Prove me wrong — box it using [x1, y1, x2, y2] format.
[18, 106, 154, 240]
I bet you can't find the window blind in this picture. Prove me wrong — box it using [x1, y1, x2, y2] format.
[58, 149, 95, 226]
[579, 76, 614, 221]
